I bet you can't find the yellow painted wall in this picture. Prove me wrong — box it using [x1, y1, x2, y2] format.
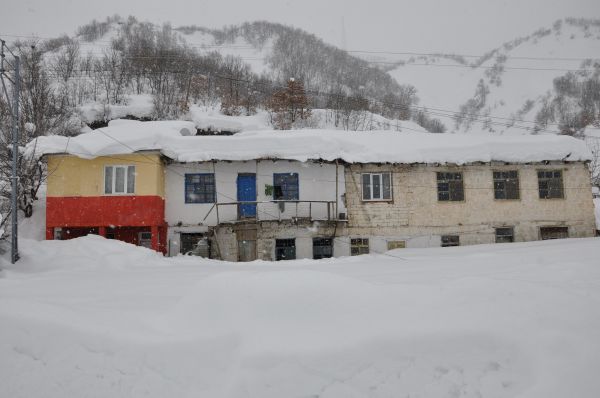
[47, 152, 165, 198]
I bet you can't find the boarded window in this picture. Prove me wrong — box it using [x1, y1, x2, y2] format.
[313, 238, 333, 259]
[441, 235, 460, 247]
[275, 239, 296, 261]
[493, 171, 520, 200]
[273, 173, 299, 200]
[437, 172, 464, 201]
[185, 174, 216, 203]
[495, 227, 514, 243]
[540, 226, 568, 240]
[350, 238, 369, 256]
[104, 165, 135, 194]
[538, 170, 564, 199]
[387, 240, 406, 250]
[362, 172, 392, 201]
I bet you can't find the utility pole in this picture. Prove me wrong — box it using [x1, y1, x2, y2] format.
[1, 39, 21, 264]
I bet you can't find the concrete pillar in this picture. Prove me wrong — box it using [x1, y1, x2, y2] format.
[151, 225, 159, 252]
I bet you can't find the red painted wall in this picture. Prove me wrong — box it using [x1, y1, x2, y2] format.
[46, 196, 165, 228]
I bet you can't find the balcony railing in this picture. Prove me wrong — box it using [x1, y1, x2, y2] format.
[204, 200, 339, 224]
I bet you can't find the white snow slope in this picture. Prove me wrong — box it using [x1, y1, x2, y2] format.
[1, 236, 599, 397]
[387, 19, 600, 134]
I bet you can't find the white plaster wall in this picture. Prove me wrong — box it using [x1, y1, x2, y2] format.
[165, 160, 346, 227]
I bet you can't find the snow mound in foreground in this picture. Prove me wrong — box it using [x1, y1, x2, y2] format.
[1, 237, 599, 397]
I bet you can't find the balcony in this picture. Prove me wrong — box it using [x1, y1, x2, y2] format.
[204, 200, 340, 224]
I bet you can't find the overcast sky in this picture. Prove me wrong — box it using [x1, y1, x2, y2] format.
[1, 0, 598, 53]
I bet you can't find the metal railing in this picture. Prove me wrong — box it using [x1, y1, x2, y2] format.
[206, 200, 338, 224]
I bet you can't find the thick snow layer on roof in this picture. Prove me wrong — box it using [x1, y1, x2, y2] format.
[26, 120, 592, 164]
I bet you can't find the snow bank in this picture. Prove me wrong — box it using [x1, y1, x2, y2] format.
[188, 105, 270, 132]
[78, 94, 155, 123]
[1, 236, 599, 397]
[25, 120, 591, 164]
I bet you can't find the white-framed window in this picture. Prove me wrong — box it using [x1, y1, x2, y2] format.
[104, 165, 135, 195]
[362, 172, 392, 201]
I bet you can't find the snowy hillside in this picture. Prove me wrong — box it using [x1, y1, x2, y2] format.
[1, 236, 599, 397]
[386, 18, 600, 135]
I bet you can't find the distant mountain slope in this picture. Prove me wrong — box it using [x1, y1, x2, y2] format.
[385, 18, 600, 135]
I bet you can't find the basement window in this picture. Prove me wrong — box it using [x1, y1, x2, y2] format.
[493, 171, 520, 200]
[538, 170, 564, 199]
[275, 239, 296, 261]
[540, 226, 568, 240]
[362, 172, 392, 201]
[313, 238, 333, 259]
[437, 172, 464, 201]
[495, 227, 514, 243]
[350, 238, 370, 256]
[104, 165, 135, 194]
[441, 235, 460, 247]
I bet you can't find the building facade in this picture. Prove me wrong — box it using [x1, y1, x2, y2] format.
[37, 121, 597, 261]
[45, 152, 168, 253]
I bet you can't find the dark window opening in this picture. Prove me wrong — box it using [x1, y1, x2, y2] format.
[538, 170, 564, 199]
[185, 173, 216, 204]
[350, 238, 369, 256]
[493, 171, 520, 200]
[273, 173, 299, 200]
[540, 226, 568, 240]
[495, 227, 514, 243]
[275, 239, 296, 261]
[180, 233, 207, 255]
[313, 238, 333, 259]
[441, 235, 460, 247]
[437, 172, 464, 201]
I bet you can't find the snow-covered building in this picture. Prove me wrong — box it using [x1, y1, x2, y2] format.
[29, 120, 597, 260]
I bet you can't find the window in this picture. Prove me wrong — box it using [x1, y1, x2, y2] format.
[313, 238, 333, 259]
[185, 173, 216, 203]
[493, 171, 520, 200]
[180, 233, 206, 254]
[350, 238, 369, 256]
[441, 235, 460, 247]
[437, 172, 464, 201]
[273, 173, 299, 200]
[540, 226, 568, 240]
[495, 227, 514, 243]
[104, 165, 135, 194]
[387, 240, 406, 250]
[538, 170, 564, 199]
[275, 239, 296, 261]
[362, 172, 392, 201]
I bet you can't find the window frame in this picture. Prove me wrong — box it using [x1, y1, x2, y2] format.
[441, 235, 460, 247]
[313, 237, 333, 259]
[104, 165, 135, 195]
[540, 226, 569, 240]
[437, 172, 464, 202]
[273, 173, 299, 201]
[275, 238, 296, 261]
[350, 238, 370, 256]
[495, 227, 515, 243]
[185, 173, 216, 204]
[493, 170, 520, 200]
[537, 169, 564, 199]
[361, 172, 392, 202]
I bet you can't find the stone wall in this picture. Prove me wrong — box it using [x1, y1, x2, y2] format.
[343, 162, 596, 248]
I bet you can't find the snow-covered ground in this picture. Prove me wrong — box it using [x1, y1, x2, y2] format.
[1, 235, 599, 397]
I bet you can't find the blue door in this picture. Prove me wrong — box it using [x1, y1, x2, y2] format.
[237, 174, 257, 218]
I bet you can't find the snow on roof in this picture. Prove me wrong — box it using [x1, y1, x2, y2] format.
[26, 120, 592, 164]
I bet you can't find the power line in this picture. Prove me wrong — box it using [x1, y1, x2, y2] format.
[3, 32, 599, 63]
